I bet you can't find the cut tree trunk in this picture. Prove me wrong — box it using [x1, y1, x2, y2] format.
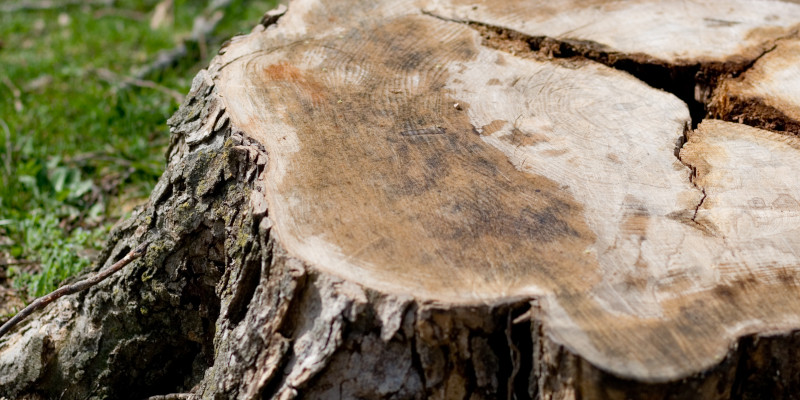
[3, 1, 800, 399]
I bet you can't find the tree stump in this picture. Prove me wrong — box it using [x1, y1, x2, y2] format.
[4, 1, 800, 399]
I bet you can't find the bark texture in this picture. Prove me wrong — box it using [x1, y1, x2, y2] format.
[3, 1, 800, 399]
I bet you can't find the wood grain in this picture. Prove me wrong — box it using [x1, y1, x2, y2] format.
[207, 0, 800, 382]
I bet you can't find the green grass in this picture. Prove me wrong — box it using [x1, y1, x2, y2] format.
[0, 0, 277, 299]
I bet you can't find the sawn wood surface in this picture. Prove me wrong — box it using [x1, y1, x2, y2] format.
[209, 0, 800, 382]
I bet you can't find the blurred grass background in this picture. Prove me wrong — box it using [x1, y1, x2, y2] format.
[0, 0, 278, 317]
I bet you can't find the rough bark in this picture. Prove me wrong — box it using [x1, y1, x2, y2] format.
[3, 1, 800, 399]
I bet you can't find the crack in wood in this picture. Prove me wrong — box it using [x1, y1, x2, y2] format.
[422, 9, 797, 136]
[424, 8, 794, 237]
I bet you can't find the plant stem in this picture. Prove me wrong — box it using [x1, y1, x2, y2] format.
[0, 240, 149, 339]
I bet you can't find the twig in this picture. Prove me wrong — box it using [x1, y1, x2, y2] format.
[1, 76, 23, 112]
[0, 241, 149, 339]
[0, 0, 113, 12]
[0, 260, 37, 267]
[135, 45, 188, 80]
[133, 0, 232, 80]
[64, 151, 133, 167]
[0, 118, 11, 181]
[95, 68, 184, 103]
[93, 7, 147, 21]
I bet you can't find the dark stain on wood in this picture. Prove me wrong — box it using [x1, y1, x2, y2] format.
[480, 119, 506, 136]
[500, 127, 548, 147]
[247, 15, 600, 296]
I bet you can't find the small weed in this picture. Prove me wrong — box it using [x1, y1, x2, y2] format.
[7, 214, 105, 298]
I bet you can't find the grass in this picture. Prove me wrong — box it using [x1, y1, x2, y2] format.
[0, 0, 277, 302]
